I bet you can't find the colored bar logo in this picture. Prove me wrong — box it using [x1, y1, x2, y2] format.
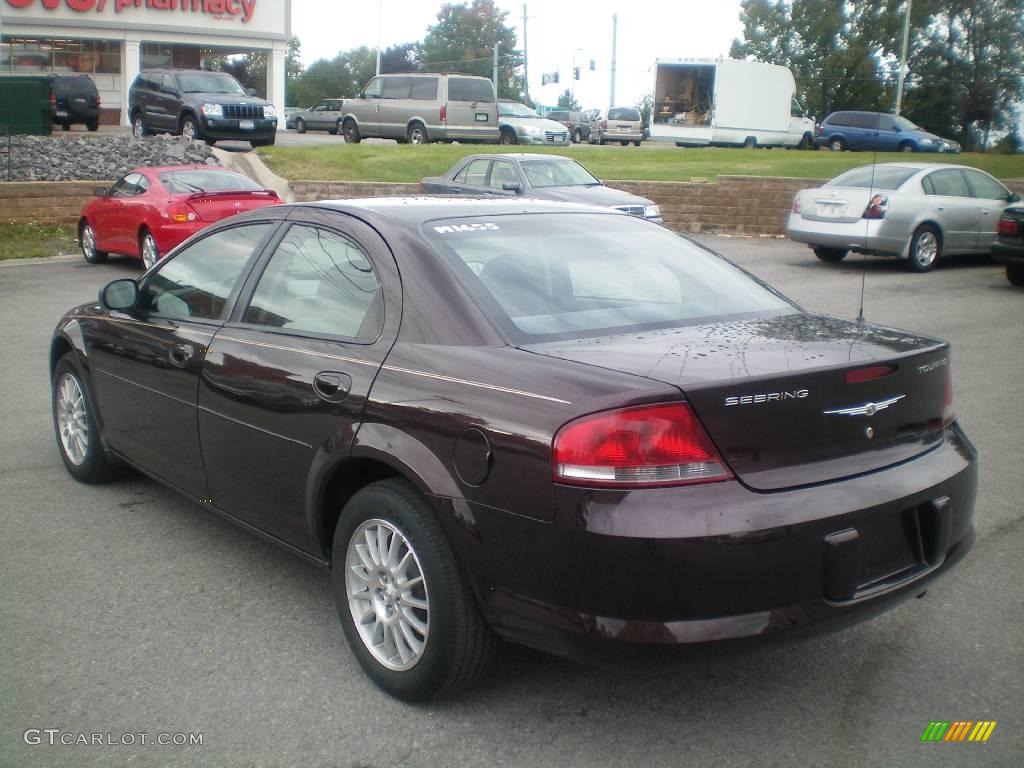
[921, 721, 997, 742]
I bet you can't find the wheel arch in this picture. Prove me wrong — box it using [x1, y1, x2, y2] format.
[901, 218, 944, 258]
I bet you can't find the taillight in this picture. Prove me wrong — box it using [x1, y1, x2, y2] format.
[439, 105, 447, 122]
[96, 94, 101, 106]
[167, 202, 198, 223]
[845, 365, 895, 384]
[862, 193, 888, 220]
[50, 94, 56, 106]
[791, 196, 802, 214]
[816, 125, 823, 135]
[998, 217, 1018, 237]
[552, 402, 733, 488]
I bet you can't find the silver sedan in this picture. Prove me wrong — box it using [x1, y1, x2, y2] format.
[785, 163, 1020, 272]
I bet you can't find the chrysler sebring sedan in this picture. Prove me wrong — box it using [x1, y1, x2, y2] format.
[786, 163, 1019, 272]
[50, 198, 977, 700]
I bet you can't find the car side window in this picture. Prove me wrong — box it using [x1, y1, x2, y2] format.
[489, 161, 519, 189]
[463, 159, 491, 186]
[963, 169, 1009, 201]
[452, 164, 470, 183]
[924, 169, 970, 198]
[877, 115, 897, 131]
[409, 77, 439, 100]
[139, 223, 272, 321]
[362, 78, 382, 98]
[381, 77, 411, 99]
[242, 224, 383, 341]
[110, 173, 143, 198]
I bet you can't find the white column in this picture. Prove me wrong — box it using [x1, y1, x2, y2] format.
[268, 40, 286, 129]
[122, 36, 141, 127]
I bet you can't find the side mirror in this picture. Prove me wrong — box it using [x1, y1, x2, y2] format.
[94, 186, 109, 197]
[502, 182, 522, 193]
[99, 279, 139, 311]
[1009, 192, 1022, 203]
[246, 87, 258, 96]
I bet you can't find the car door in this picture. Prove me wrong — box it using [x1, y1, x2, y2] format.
[963, 169, 1013, 252]
[153, 74, 180, 132]
[875, 114, 902, 152]
[378, 76, 412, 139]
[90, 221, 277, 496]
[90, 174, 135, 253]
[921, 169, 979, 253]
[117, 172, 153, 257]
[445, 76, 497, 141]
[486, 159, 523, 195]
[348, 77, 381, 137]
[197, 210, 401, 553]
[306, 101, 328, 130]
[454, 158, 491, 194]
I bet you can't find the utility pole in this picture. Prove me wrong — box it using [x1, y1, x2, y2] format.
[522, 4, 529, 104]
[610, 14, 618, 107]
[894, 0, 912, 114]
[375, 0, 383, 75]
[493, 43, 499, 94]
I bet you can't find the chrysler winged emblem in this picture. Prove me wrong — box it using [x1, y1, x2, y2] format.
[823, 394, 905, 417]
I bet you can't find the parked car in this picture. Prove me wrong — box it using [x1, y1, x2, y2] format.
[52, 196, 976, 701]
[128, 69, 278, 147]
[498, 100, 569, 145]
[49, 74, 100, 132]
[786, 163, 1020, 271]
[589, 106, 644, 146]
[992, 205, 1024, 286]
[292, 99, 344, 134]
[815, 111, 954, 153]
[77, 165, 281, 269]
[284, 107, 302, 129]
[340, 73, 498, 144]
[545, 109, 591, 143]
[420, 153, 662, 221]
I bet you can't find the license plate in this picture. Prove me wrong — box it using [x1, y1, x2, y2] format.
[617, 126, 630, 131]
[816, 202, 847, 217]
[55, 110, 68, 118]
[475, 113, 488, 122]
[239, 119, 254, 130]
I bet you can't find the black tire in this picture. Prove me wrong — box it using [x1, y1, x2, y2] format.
[295, 117, 307, 134]
[328, 123, 339, 135]
[61, 122, 70, 131]
[908, 224, 942, 272]
[598, 133, 606, 146]
[343, 119, 361, 144]
[132, 113, 150, 138]
[180, 115, 201, 143]
[52, 353, 122, 484]
[78, 221, 107, 264]
[331, 479, 497, 701]
[899, 141, 916, 153]
[814, 247, 848, 263]
[407, 121, 429, 145]
[743, 136, 757, 148]
[797, 133, 812, 150]
[499, 129, 516, 146]
[633, 140, 641, 147]
[250, 135, 275, 148]
[86, 118, 99, 132]
[828, 136, 846, 152]
[571, 129, 582, 144]
[1005, 264, 1024, 286]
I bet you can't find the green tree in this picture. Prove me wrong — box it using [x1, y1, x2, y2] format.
[556, 89, 580, 110]
[421, 0, 523, 99]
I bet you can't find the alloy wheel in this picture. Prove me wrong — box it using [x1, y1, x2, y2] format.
[182, 120, 196, 142]
[345, 518, 430, 671]
[133, 117, 145, 137]
[81, 225, 96, 261]
[913, 230, 938, 269]
[141, 233, 158, 269]
[57, 373, 89, 466]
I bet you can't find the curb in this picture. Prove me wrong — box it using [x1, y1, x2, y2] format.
[0, 253, 80, 268]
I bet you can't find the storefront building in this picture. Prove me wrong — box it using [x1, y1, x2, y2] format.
[0, 0, 289, 125]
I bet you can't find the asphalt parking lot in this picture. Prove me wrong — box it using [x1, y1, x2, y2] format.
[2, 237, 1021, 767]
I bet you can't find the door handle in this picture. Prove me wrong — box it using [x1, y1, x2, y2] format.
[168, 343, 193, 368]
[313, 371, 352, 402]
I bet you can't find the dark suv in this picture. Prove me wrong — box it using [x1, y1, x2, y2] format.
[545, 110, 591, 144]
[50, 75, 100, 132]
[129, 69, 277, 147]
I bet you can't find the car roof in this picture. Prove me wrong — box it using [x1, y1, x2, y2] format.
[456, 153, 576, 162]
[843, 162, 983, 173]
[133, 164, 241, 174]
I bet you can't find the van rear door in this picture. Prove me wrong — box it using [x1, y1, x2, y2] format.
[445, 76, 498, 141]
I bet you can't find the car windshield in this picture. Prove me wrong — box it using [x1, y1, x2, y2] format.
[177, 72, 247, 95]
[158, 170, 264, 194]
[520, 159, 600, 188]
[894, 115, 923, 132]
[608, 108, 640, 121]
[500, 102, 539, 117]
[423, 213, 793, 342]
[827, 165, 918, 190]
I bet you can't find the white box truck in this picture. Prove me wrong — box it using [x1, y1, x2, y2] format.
[650, 58, 815, 148]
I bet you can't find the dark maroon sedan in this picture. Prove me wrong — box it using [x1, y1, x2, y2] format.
[49, 198, 977, 701]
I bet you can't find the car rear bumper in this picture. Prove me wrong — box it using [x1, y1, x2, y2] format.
[605, 130, 644, 141]
[785, 214, 907, 256]
[992, 241, 1024, 264]
[443, 423, 977, 662]
[152, 222, 206, 256]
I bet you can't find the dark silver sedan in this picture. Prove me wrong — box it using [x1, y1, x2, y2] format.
[786, 163, 1020, 272]
[420, 153, 662, 222]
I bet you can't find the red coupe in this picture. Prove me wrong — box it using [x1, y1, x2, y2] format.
[78, 165, 281, 269]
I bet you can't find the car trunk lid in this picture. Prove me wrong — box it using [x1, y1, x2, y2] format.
[176, 190, 279, 222]
[798, 186, 873, 224]
[524, 313, 952, 491]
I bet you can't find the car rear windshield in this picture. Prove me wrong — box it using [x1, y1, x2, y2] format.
[177, 72, 246, 95]
[826, 166, 917, 190]
[158, 170, 264, 194]
[448, 77, 494, 102]
[423, 213, 793, 342]
[607, 108, 640, 121]
[520, 159, 599, 188]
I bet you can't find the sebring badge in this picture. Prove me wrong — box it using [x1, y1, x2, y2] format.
[823, 394, 905, 417]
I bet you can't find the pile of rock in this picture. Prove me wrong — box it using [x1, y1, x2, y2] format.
[2, 134, 219, 182]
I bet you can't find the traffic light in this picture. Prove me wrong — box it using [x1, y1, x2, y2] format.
[573, 67, 580, 81]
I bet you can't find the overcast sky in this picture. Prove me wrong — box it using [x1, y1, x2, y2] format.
[291, 0, 743, 108]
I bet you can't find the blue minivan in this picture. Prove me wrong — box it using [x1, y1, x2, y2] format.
[815, 111, 959, 153]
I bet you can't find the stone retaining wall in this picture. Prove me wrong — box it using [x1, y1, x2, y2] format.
[0, 181, 111, 227]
